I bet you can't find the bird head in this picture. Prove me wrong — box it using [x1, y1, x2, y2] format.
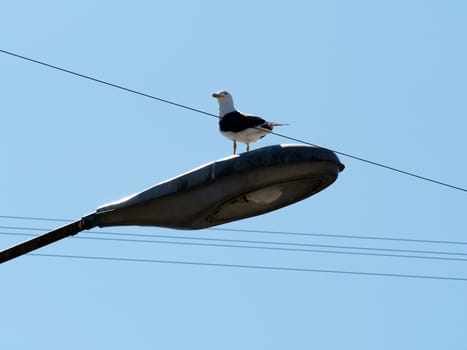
[212, 90, 236, 114]
[212, 90, 233, 103]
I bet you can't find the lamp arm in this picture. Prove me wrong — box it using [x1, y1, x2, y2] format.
[0, 213, 96, 264]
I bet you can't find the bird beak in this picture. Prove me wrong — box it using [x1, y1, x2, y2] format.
[212, 93, 222, 98]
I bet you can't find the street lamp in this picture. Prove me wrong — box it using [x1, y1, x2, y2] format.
[0, 144, 344, 263]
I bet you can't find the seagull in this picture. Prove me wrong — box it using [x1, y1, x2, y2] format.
[212, 90, 287, 155]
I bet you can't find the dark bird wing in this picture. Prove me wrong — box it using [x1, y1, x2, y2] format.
[219, 111, 267, 132]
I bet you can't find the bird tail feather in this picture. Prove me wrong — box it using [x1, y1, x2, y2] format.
[267, 122, 289, 127]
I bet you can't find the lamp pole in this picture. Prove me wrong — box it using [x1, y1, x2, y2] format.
[0, 215, 95, 263]
[1, 144, 344, 264]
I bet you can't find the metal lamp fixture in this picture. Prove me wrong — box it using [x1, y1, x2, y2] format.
[0, 144, 344, 263]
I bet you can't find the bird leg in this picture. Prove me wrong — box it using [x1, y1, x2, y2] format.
[233, 140, 237, 155]
[246, 143, 250, 152]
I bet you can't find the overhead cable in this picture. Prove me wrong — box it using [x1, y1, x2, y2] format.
[28, 253, 467, 282]
[1, 49, 465, 193]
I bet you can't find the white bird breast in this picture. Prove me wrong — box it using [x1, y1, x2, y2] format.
[221, 128, 269, 144]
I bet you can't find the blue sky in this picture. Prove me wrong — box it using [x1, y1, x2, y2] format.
[1, 1, 466, 349]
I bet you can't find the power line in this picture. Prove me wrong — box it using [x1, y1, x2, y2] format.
[2, 225, 467, 257]
[1, 48, 466, 193]
[209, 227, 467, 246]
[27, 253, 467, 282]
[3, 220, 465, 279]
[0, 49, 216, 119]
[2, 229, 467, 262]
[269, 130, 467, 193]
[2, 215, 467, 246]
[0, 215, 69, 223]
[86, 232, 467, 257]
